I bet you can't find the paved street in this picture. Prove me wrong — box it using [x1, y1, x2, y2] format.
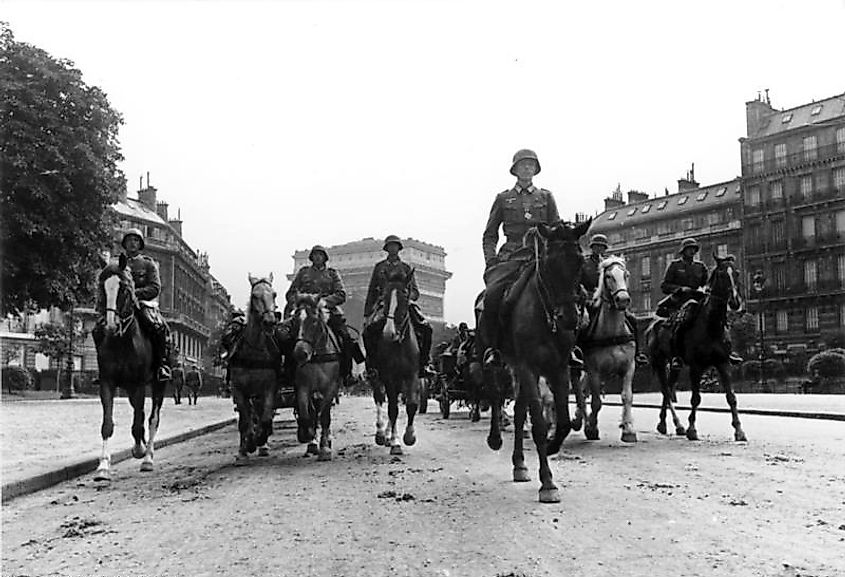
[3, 395, 845, 577]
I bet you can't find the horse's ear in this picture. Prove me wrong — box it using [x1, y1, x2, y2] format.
[268, 272, 274, 284]
[118, 253, 128, 271]
[248, 273, 257, 286]
[573, 218, 592, 240]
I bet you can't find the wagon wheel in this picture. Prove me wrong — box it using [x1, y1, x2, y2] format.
[439, 377, 451, 419]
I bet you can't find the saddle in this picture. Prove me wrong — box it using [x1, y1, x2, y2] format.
[500, 262, 535, 325]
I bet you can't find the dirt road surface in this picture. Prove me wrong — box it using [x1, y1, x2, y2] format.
[3, 396, 844, 577]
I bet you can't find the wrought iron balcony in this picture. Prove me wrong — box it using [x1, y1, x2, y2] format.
[744, 141, 845, 176]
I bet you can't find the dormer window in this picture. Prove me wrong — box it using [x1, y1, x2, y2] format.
[715, 186, 727, 197]
[607, 212, 617, 221]
[627, 208, 637, 216]
[641, 205, 651, 213]
[811, 105, 822, 116]
[678, 196, 688, 205]
[782, 114, 793, 123]
[657, 201, 667, 210]
[696, 191, 708, 201]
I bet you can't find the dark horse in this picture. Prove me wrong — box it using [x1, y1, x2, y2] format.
[484, 219, 590, 503]
[229, 274, 281, 464]
[93, 255, 163, 481]
[371, 268, 420, 455]
[646, 255, 746, 441]
[291, 294, 342, 460]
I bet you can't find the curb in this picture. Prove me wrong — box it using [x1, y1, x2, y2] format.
[1, 417, 236, 504]
[597, 401, 845, 422]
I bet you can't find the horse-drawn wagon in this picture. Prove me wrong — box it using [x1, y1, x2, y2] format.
[435, 346, 482, 420]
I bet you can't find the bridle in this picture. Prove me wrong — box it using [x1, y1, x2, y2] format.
[104, 272, 137, 337]
[532, 235, 581, 333]
[599, 260, 630, 311]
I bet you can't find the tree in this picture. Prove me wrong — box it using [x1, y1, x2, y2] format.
[729, 311, 757, 358]
[34, 319, 85, 393]
[1, 23, 126, 316]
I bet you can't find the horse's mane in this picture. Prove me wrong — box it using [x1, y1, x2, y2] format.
[591, 255, 626, 305]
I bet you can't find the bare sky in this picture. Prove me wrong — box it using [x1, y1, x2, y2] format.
[3, 0, 843, 323]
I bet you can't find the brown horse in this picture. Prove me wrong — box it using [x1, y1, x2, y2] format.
[229, 274, 280, 464]
[484, 219, 591, 503]
[646, 255, 746, 441]
[573, 256, 638, 442]
[93, 255, 162, 481]
[371, 268, 420, 455]
[291, 294, 342, 461]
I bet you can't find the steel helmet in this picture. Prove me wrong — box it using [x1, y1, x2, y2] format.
[589, 233, 609, 249]
[510, 149, 541, 176]
[308, 245, 329, 262]
[121, 228, 145, 250]
[678, 238, 700, 254]
[383, 235, 404, 251]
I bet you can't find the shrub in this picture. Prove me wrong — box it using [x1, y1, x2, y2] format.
[2, 366, 34, 392]
[807, 349, 845, 380]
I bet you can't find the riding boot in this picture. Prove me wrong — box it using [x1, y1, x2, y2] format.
[724, 330, 744, 365]
[362, 324, 379, 378]
[417, 323, 433, 378]
[625, 312, 649, 366]
[151, 327, 172, 381]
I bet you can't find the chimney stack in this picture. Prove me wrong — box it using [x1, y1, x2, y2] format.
[627, 190, 649, 204]
[603, 188, 625, 211]
[745, 94, 775, 137]
[156, 201, 169, 221]
[169, 208, 182, 237]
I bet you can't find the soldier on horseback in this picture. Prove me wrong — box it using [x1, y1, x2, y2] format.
[94, 228, 172, 381]
[363, 235, 433, 378]
[283, 245, 365, 385]
[656, 237, 743, 369]
[479, 149, 581, 368]
[581, 233, 649, 366]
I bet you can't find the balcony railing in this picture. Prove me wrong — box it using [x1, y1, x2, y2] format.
[745, 141, 845, 175]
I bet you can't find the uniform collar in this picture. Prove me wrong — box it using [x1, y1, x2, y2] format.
[514, 183, 536, 195]
[386, 255, 401, 264]
[311, 263, 327, 271]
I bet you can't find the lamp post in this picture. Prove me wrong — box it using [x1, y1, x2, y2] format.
[752, 271, 766, 391]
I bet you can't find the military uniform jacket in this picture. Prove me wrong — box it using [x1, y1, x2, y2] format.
[581, 254, 603, 295]
[364, 258, 419, 317]
[482, 184, 560, 265]
[285, 265, 346, 308]
[96, 254, 161, 314]
[660, 258, 708, 295]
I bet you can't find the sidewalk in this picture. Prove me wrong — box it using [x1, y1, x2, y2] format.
[1, 396, 240, 502]
[596, 391, 845, 421]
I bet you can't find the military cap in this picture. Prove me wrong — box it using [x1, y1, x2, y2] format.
[308, 245, 329, 261]
[678, 238, 700, 254]
[121, 228, 145, 250]
[510, 149, 542, 176]
[589, 233, 609, 248]
[383, 235, 404, 251]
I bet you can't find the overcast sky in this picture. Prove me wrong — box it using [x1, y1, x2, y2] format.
[4, 0, 843, 323]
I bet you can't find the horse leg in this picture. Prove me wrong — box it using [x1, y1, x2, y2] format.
[317, 398, 333, 461]
[686, 366, 703, 441]
[296, 380, 315, 445]
[511, 395, 529, 482]
[585, 368, 602, 441]
[403, 377, 419, 447]
[527, 391, 559, 503]
[387, 388, 402, 455]
[128, 386, 147, 460]
[231, 385, 250, 464]
[571, 369, 586, 432]
[257, 381, 275, 456]
[94, 381, 116, 481]
[545, 368, 573, 456]
[619, 353, 637, 443]
[717, 362, 747, 442]
[141, 380, 166, 472]
[373, 378, 387, 446]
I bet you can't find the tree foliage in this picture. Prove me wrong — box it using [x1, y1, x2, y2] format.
[1, 23, 125, 315]
[34, 320, 84, 361]
[807, 348, 845, 380]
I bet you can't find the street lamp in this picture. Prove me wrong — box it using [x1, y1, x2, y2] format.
[752, 271, 766, 391]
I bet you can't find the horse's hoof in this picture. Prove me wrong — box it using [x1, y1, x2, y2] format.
[585, 428, 600, 441]
[234, 453, 249, 466]
[571, 418, 583, 432]
[389, 445, 404, 456]
[656, 422, 668, 435]
[140, 461, 154, 472]
[513, 467, 530, 482]
[621, 431, 638, 443]
[307, 442, 319, 455]
[487, 434, 502, 451]
[258, 446, 270, 457]
[131, 444, 146, 459]
[317, 448, 333, 461]
[297, 423, 313, 444]
[675, 426, 687, 436]
[539, 487, 561, 503]
[374, 432, 386, 446]
[93, 469, 110, 482]
[686, 429, 699, 441]
[735, 430, 748, 442]
[403, 430, 416, 446]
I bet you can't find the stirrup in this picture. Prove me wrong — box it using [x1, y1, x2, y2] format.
[670, 357, 683, 370]
[635, 353, 649, 366]
[728, 352, 744, 366]
[482, 347, 499, 365]
[157, 366, 172, 381]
